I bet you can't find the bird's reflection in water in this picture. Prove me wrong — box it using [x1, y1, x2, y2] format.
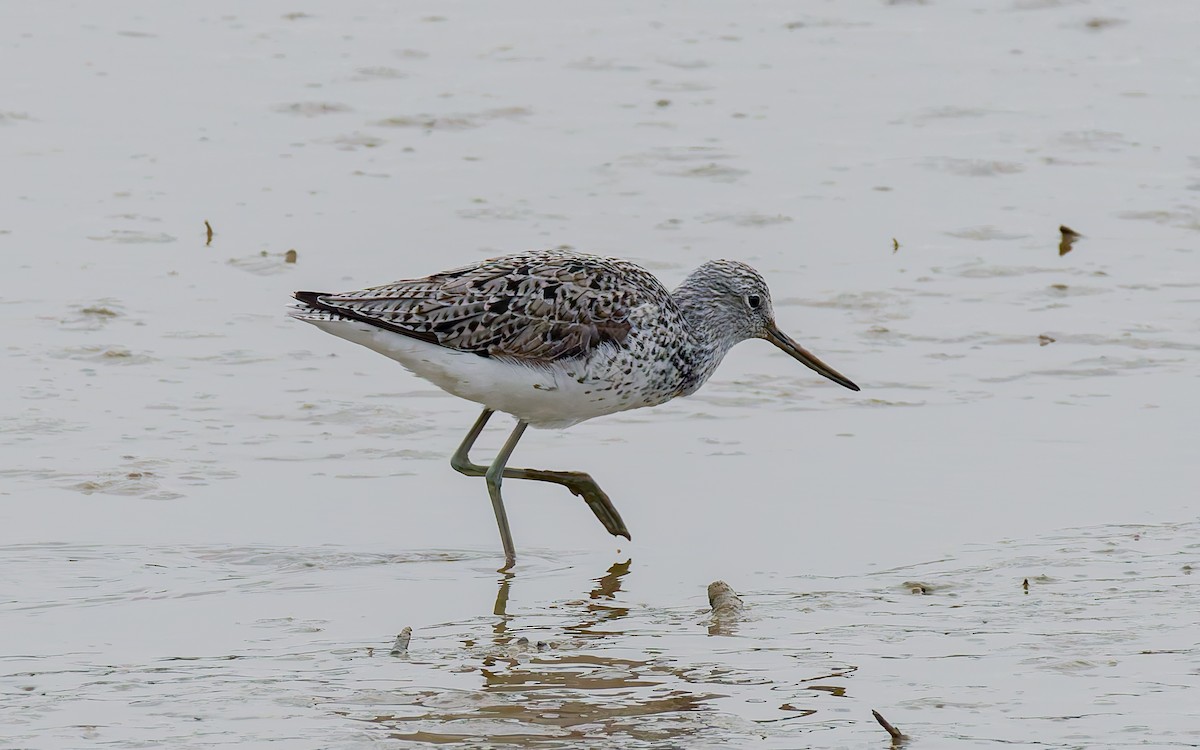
[574, 557, 631, 633]
[491, 569, 514, 641]
[363, 557, 720, 745]
[484, 558, 632, 664]
[489, 558, 629, 644]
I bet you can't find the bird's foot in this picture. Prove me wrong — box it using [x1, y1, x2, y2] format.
[556, 472, 631, 540]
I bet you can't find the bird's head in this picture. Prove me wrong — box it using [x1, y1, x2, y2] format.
[684, 260, 860, 392]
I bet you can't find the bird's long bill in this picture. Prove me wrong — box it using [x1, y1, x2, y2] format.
[764, 325, 860, 392]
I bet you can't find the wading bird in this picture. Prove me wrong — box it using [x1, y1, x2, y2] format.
[292, 249, 859, 568]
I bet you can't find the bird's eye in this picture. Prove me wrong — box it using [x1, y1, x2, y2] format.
[746, 294, 762, 310]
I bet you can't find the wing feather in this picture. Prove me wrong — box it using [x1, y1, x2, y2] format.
[295, 250, 669, 363]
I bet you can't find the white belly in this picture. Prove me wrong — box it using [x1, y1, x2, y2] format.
[301, 319, 646, 428]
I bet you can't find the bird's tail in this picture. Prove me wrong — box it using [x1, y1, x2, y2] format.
[289, 291, 346, 322]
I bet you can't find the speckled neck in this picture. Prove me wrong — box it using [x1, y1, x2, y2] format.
[670, 268, 748, 396]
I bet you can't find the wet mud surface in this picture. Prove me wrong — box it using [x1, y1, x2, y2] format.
[3, 1, 1198, 746]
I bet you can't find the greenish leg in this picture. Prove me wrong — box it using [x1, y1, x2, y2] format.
[450, 408, 632, 567]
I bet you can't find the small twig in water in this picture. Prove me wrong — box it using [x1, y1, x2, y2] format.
[872, 709, 904, 741]
[204, 220, 214, 246]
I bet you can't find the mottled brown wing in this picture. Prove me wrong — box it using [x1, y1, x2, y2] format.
[299, 250, 668, 362]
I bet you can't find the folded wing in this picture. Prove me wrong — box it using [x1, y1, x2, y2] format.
[294, 250, 668, 363]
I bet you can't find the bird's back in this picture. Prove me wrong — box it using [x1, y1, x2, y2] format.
[291, 249, 691, 427]
[293, 249, 676, 361]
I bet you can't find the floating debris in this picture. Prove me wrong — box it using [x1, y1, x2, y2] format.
[872, 709, 906, 743]
[707, 580, 745, 636]
[926, 157, 1024, 177]
[273, 101, 353, 117]
[700, 211, 791, 226]
[80, 306, 119, 318]
[708, 580, 745, 616]
[779, 703, 817, 716]
[205, 220, 214, 246]
[390, 626, 412, 656]
[499, 636, 554, 656]
[328, 133, 386, 151]
[892, 237, 900, 253]
[53, 345, 153, 365]
[354, 66, 406, 80]
[227, 250, 297, 275]
[87, 229, 176, 244]
[373, 107, 530, 131]
[655, 99, 671, 107]
[1084, 17, 1126, 31]
[1038, 335, 1056, 346]
[946, 225, 1029, 241]
[61, 307, 115, 327]
[1059, 225, 1081, 256]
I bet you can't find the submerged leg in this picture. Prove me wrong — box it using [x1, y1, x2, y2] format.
[485, 419, 528, 569]
[450, 408, 631, 542]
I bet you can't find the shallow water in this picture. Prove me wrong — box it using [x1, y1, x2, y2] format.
[3, 1, 1199, 747]
[5, 524, 1198, 747]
